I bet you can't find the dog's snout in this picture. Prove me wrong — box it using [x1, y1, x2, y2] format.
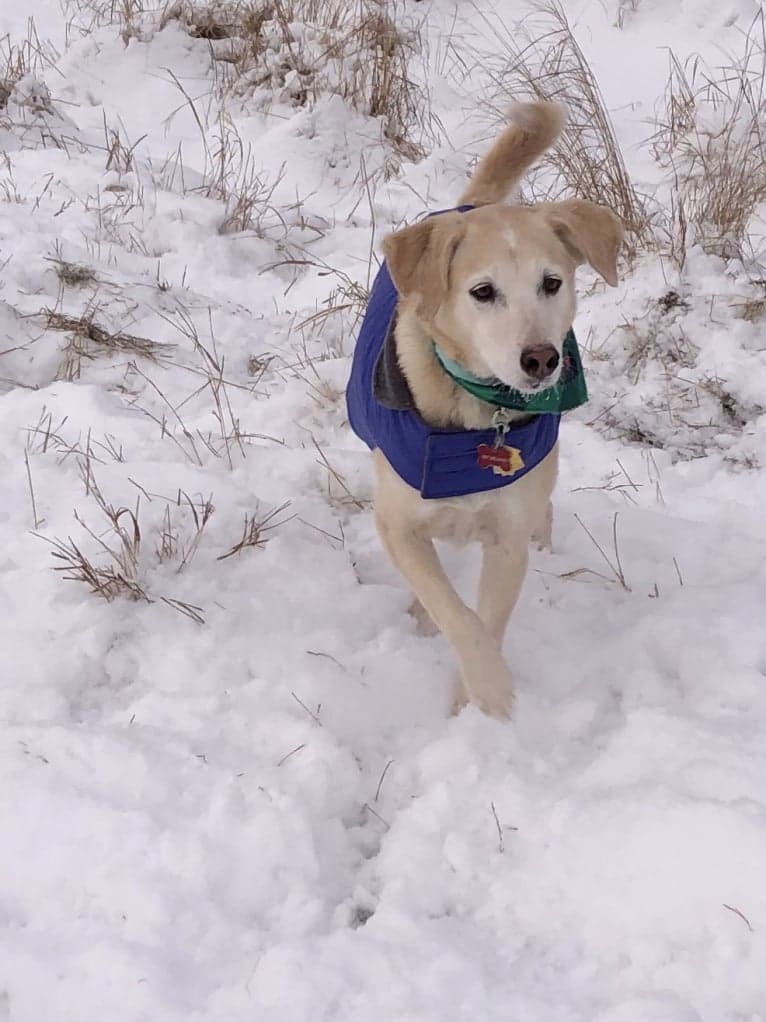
[520, 344, 559, 382]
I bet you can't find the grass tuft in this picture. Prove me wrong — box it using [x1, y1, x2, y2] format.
[479, 0, 652, 252]
[217, 501, 294, 559]
[652, 11, 766, 264]
[43, 309, 175, 381]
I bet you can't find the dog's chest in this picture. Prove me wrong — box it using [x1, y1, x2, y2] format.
[419, 486, 528, 546]
[374, 442, 558, 548]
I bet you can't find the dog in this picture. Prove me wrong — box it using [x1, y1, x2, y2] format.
[346, 102, 623, 717]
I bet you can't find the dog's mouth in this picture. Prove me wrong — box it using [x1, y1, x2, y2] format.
[495, 366, 563, 395]
[514, 371, 562, 393]
[433, 333, 584, 413]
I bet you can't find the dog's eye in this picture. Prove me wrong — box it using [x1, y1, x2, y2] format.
[541, 274, 562, 296]
[470, 283, 496, 303]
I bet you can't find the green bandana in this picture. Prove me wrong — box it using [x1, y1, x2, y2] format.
[432, 329, 588, 414]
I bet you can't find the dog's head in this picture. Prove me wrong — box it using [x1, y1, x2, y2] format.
[382, 200, 622, 393]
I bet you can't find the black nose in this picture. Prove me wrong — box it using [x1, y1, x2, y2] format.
[520, 344, 560, 381]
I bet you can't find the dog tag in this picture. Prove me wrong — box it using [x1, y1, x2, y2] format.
[477, 443, 525, 477]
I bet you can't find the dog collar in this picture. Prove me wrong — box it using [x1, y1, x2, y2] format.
[432, 329, 588, 414]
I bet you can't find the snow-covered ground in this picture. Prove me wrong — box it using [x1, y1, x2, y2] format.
[1, 1, 765, 1019]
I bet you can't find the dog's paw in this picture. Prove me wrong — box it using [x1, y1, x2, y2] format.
[533, 534, 552, 553]
[459, 648, 514, 719]
[408, 598, 439, 637]
[453, 683, 513, 719]
[531, 500, 554, 551]
[469, 682, 514, 720]
[451, 685, 469, 716]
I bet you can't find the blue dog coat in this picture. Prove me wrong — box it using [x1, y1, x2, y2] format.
[345, 207, 562, 500]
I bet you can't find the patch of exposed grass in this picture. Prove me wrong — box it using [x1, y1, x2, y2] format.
[43, 308, 175, 381]
[653, 11, 766, 265]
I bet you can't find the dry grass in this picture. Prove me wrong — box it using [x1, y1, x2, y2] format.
[573, 511, 631, 591]
[71, 0, 429, 163]
[201, 110, 287, 236]
[156, 490, 215, 569]
[36, 448, 210, 622]
[693, 373, 750, 428]
[270, 254, 371, 339]
[217, 501, 293, 559]
[652, 11, 766, 264]
[26, 408, 126, 465]
[46, 254, 98, 288]
[0, 19, 58, 107]
[311, 435, 369, 510]
[613, 0, 641, 31]
[617, 309, 696, 386]
[47, 533, 150, 600]
[64, 0, 149, 44]
[176, 0, 428, 160]
[42, 308, 175, 380]
[102, 113, 146, 178]
[262, 156, 378, 348]
[43, 453, 148, 602]
[478, 0, 652, 252]
[733, 295, 766, 322]
[159, 305, 253, 467]
[160, 78, 309, 243]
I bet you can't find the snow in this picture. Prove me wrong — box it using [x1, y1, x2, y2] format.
[1, 0, 766, 1019]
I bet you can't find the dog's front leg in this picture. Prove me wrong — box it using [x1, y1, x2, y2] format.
[476, 536, 530, 646]
[375, 513, 514, 717]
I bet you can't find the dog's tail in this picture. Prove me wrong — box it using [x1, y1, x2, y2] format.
[458, 101, 566, 207]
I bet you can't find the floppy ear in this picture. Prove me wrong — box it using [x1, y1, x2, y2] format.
[544, 199, 623, 286]
[382, 212, 466, 319]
